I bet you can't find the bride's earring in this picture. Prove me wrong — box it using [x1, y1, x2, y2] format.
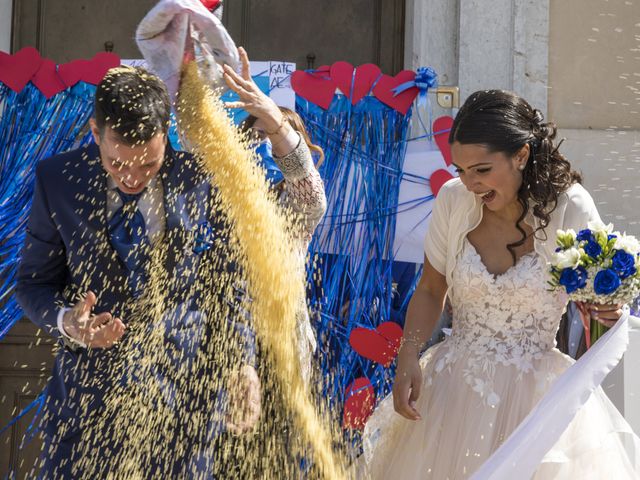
[518, 164, 526, 171]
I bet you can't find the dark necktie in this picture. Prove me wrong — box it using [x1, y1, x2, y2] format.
[108, 189, 150, 297]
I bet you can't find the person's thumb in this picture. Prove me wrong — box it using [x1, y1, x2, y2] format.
[79, 291, 97, 317]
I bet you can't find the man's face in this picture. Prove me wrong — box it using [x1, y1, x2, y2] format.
[90, 119, 166, 194]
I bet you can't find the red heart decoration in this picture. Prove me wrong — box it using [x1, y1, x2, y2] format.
[329, 61, 354, 98]
[0, 47, 43, 92]
[58, 52, 120, 88]
[291, 70, 336, 110]
[343, 377, 375, 430]
[349, 321, 403, 367]
[314, 65, 331, 78]
[82, 52, 120, 85]
[58, 59, 87, 88]
[430, 169, 454, 197]
[377, 321, 403, 351]
[433, 116, 455, 166]
[31, 59, 67, 99]
[372, 70, 418, 115]
[351, 63, 382, 105]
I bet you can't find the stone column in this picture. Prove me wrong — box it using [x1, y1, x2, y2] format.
[0, 0, 12, 53]
[405, 0, 550, 113]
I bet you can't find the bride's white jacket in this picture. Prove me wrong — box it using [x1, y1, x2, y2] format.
[424, 177, 601, 292]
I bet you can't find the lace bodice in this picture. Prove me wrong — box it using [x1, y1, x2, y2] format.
[432, 238, 568, 406]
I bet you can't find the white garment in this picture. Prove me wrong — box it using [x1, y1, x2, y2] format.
[136, 0, 240, 103]
[424, 178, 601, 297]
[361, 238, 640, 479]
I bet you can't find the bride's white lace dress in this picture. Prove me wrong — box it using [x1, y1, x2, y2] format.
[361, 237, 640, 479]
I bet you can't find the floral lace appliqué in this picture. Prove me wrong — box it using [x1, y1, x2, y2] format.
[438, 238, 567, 407]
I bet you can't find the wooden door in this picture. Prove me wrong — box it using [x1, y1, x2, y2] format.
[0, 319, 55, 477]
[10, 0, 157, 61]
[223, 0, 406, 74]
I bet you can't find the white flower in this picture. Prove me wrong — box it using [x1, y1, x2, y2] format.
[553, 247, 582, 269]
[587, 219, 614, 234]
[614, 234, 640, 255]
[556, 229, 577, 248]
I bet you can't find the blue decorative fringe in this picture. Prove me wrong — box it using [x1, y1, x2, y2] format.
[0, 82, 96, 338]
[298, 94, 418, 428]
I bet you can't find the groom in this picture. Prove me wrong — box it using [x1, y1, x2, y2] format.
[15, 66, 259, 477]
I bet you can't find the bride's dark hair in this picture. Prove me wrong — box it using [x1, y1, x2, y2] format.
[448, 90, 582, 264]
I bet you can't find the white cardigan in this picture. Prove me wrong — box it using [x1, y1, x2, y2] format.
[424, 178, 601, 293]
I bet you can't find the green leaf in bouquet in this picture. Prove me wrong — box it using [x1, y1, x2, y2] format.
[590, 317, 609, 346]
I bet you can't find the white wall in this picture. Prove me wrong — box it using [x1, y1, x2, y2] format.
[0, 0, 11, 53]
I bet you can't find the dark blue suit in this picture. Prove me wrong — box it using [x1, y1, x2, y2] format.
[15, 142, 253, 478]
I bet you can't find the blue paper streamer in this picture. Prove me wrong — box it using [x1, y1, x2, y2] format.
[297, 94, 420, 432]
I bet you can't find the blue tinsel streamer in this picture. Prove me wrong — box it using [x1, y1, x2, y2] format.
[297, 94, 418, 429]
[0, 82, 96, 339]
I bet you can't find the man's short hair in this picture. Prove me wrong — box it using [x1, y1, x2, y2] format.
[94, 66, 171, 144]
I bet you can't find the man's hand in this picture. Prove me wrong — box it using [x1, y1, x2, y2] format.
[62, 291, 125, 348]
[225, 364, 261, 435]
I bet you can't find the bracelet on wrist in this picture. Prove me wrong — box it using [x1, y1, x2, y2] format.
[400, 337, 423, 350]
[266, 115, 288, 136]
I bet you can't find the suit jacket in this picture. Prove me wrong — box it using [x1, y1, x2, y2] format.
[15, 142, 254, 444]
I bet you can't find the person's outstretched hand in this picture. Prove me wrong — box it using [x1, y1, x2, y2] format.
[222, 46, 283, 133]
[62, 291, 125, 348]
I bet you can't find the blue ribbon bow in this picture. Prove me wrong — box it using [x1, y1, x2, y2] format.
[391, 66, 438, 107]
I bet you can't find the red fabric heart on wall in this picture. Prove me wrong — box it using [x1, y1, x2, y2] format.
[329, 61, 354, 98]
[31, 59, 67, 99]
[351, 63, 382, 105]
[372, 70, 418, 115]
[349, 321, 403, 367]
[430, 169, 454, 197]
[0, 47, 43, 92]
[82, 52, 120, 85]
[343, 377, 375, 430]
[433, 116, 454, 167]
[58, 52, 120, 88]
[291, 70, 336, 110]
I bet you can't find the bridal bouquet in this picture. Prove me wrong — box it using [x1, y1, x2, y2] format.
[549, 220, 640, 346]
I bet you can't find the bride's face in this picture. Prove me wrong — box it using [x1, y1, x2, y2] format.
[451, 142, 529, 213]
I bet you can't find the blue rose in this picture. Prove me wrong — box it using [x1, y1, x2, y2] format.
[576, 229, 593, 242]
[593, 269, 622, 295]
[559, 266, 588, 294]
[612, 249, 637, 279]
[584, 240, 602, 259]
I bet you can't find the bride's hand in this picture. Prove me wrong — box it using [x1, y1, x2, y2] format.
[577, 302, 624, 328]
[392, 344, 423, 421]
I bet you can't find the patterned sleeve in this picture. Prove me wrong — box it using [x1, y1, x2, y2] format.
[273, 135, 327, 241]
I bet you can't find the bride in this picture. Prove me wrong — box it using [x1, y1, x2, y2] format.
[360, 90, 640, 479]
